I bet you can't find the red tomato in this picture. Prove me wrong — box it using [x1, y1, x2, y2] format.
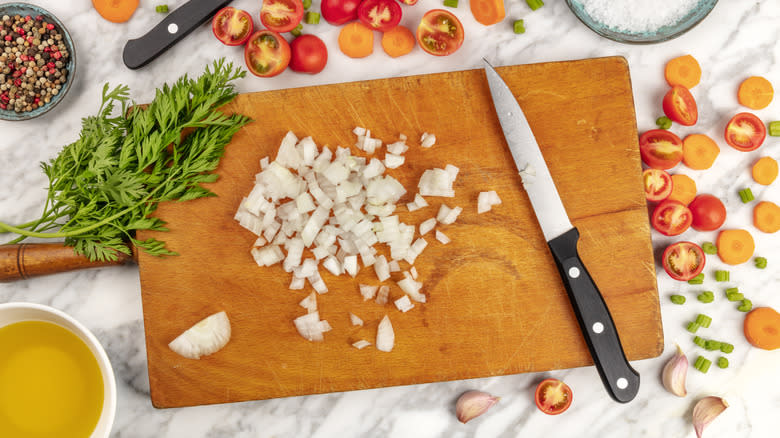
[662, 86, 698, 126]
[416, 9, 464, 56]
[643, 169, 673, 202]
[652, 200, 692, 236]
[724, 112, 766, 152]
[662, 241, 705, 281]
[212, 7, 254, 46]
[260, 0, 304, 33]
[535, 379, 573, 415]
[321, 0, 361, 25]
[357, 0, 402, 32]
[289, 35, 327, 74]
[639, 129, 683, 170]
[244, 30, 290, 78]
[688, 194, 726, 231]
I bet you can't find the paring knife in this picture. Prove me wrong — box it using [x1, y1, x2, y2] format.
[482, 60, 640, 403]
[123, 0, 233, 69]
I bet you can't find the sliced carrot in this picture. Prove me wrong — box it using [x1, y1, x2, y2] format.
[754, 201, 780, 233]
[738, 76, 774, 110]
[716, 229, 755, 265]
[339, 22, 374, 59]
[682, 134, 719, 170]
[664, 55, 702, 89]
[744, 307, 780, 350]
[470, 0, 506, 26]
[752, 156, 778, 185]
[667, 174, 697, 205]
[381, 26, 415, 58]
[92, 0, 139, 23]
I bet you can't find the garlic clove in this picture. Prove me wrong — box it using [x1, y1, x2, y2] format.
[456, 390, 500, 424]
[661, 344, 688, 397]
[692, 396, 729, 438]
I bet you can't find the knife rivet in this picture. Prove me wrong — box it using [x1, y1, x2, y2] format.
[592, 322, 604, 334]
[616, 377, 628, 389]
[568, 266, 580, 278]
[168, 23, 179, 34]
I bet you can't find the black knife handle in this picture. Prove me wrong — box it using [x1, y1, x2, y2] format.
[548, 228, 640, 403]
[122, 0, 233, 69]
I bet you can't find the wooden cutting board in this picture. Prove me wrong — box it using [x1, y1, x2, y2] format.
[137, 56, 662, 408]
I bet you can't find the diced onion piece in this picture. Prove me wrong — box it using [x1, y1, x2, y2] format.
[376, 315, 395, 352]
[308, 271, 328, 294]
[168, 311, 231, 360]
[384, 153, 405, 169]
[388, 260, 401, 272]
[352, 339, 371, 349]
[360, 284, 379, 301]
[343, 255, 358, 277]
[419, 217, 436, 235]
[294, 311, 326, 342]
[349, 313, 364, 326]
[253, 236, 267, 247]
[294, 258, 318, 278]
[410, 266, 418, 280]
[386, 141, 408, 155]
[353, 126, 366, 136]
[376, 285, 390, 305]
[283, 238, 304, 272]
[437, 205, 462, 225]
[322, 255, 343, 276]
[289, 276, 305, 290]
[488, 190, 501, 206]
[478, 191, 492, 214]
[404, 238, 428, 264]
[418, 168, 456, 197]
[319, 320, 332, 333]
[435, 230, 450, 244]
[299, 292, 317, 313]
[275, 131, 302, 169]
[406, 201, 422, 212]
[251, 245, 284, 267]
[394, 295, 414, 313]
[259, 156, 270, 169]
[414, 193, 428, 208]
[420, 132, 436, 148]
[374, 255, 391, 281]
[398, 276, 426, 303]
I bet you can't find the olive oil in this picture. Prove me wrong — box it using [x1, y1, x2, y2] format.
[0, 320, 104, 438]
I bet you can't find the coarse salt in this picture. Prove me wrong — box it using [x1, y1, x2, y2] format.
[577, 0, 699, 33]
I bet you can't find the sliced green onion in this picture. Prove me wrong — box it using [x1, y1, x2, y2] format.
[303, 0, 312, 9]
[305, 11, 320, 24]
[155, 4, 169, 13]
[670, 294, 686, 305]
[694, 356, 711, 373]
[704, 340, 721, 351]
[686, 321, 700, 333]
[720, 342, 734, 354]
[717, 357, 729, 368]
[769, 121, 780, 137]
[738, 299, 753, 312]
[715, 270, 730, 282]
[687, 273, 704, 284]
[697, 291, 714, 303]
[701, 242, 717, 255]
[656, 116, 672, 130]
[291, 24, 303, 37]
[755, 256, 767, 269]
[693, 336, 706, 347]
[695, 314, 712, 328]
[513, 19, 526, 34]
[443, 0, 459, 7]
[739, 187, 754, 203]
[526, 0, 544, 10]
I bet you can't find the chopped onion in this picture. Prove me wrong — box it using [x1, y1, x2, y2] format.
[419, 217, 436, 235]
[289, 276, 305, 290]
[435, 230, 450, 244]
[418, 167, 456, 197]
[420, 132, 436, 148]
[168, 311, 231, 360]
[376, 315, 395, 352]
[376, 285, 390, 305]
[322, 255, 343, 276]
[294, 311, 326, 342]
[374, 255, 390, 281]
[388, 260, 401, 272]
[394, 295, 414, 313]
[437, 205, 462, 225]
[299, 292, 317, 313]
[343, 255, 358, 277]
[359, 284, 378, 301]
[384, 153, 405, 169]
[398, 276, 426, 303]
[349, 312, 364, 326]
[410, 266, 418, 280]
[386, 140, 408, 155]
[352, 339, 371, 349]
[478, 190, 502, 214]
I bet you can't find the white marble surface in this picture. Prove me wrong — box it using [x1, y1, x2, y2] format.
[1, 0, 779, 437]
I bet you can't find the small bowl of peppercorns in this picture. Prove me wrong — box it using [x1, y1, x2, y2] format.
[0, 3, 75, 121]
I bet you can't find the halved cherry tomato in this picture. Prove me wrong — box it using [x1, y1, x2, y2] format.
[724, 112, 766, 152]
[534, 378, 572, 415]
[652, 200, 693, 236]
[643, 169, 673, 202]
[212, 7, 254, 46]
[357, 0, 402, 32]
[244, 30, 291, 78]
[662, 85, 698, 126]
[260, 0, 304, 33]
[662, 241, 705, 281]
[416, 9, 464, 56]
[290, 34, 327, 74]
[639, 129, 683, 170]
[321, 0, 361, 25]
[689, 194, 726, 231]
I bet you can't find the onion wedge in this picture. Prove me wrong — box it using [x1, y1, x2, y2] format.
[168, 311, 231, 360]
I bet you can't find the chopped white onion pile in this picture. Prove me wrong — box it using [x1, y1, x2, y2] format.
[376, 315, 395, 352]
[477, 191, 502, 214]
[168, 311, 231, 360]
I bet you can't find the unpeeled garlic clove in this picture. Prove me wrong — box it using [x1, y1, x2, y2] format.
[692, 396, 729, 438]
[456, 390, 500, 423]
[662, 344, 688, 397]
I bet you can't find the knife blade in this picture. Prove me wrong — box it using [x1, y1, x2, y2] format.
[483, 59, 640, 403]
[123, 0, 233, 69]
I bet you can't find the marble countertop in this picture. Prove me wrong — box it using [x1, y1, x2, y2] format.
[1, 0, 779, 437]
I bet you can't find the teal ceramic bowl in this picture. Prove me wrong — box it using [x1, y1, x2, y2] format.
[0, 3, 76, 121]
[566, 0, 719, 44]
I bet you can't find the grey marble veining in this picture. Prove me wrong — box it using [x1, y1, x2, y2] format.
[1, 0, 779, 437]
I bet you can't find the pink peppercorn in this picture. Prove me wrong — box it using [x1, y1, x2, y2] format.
[46, 23, 55, 30]
[4, 35, 11, 41]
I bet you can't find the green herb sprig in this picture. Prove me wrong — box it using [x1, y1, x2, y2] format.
[0, 59, 251, 261]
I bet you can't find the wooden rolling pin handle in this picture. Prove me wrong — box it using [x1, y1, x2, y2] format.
[0, 243, 135, 282]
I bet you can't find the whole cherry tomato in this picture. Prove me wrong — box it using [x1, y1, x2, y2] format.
[688, 194, 726, 231]
[289, 35, 328, 74]
[321, 0, 361, 25]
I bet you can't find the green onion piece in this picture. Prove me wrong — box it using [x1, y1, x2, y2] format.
[303, 0, 312, 9]
[686, 321, 700, 333]
[526, 0, 544, 10]
[443, 0, 459, 7]
[670, 294, 686, 305]
[701, 242, 717, 255]
[694, 356, 711, 373]
[693, 336, 706, 347]
[769, 121, 780, 137]
[697, 291, 714, 303]
[695, 314, 712, 328]
[305, 11, 320, 24]
[717, 357, 729, 368]
[291, 24, 303, 36]
[656, 116, 672, 130]
[687, 273, 704, 284]
[738, 299, 753, 312]
[704, 340, 721, 351]
[720, 342, 734, 354]
[755, 256, 767, 269]
[739, 187, 755, 203]
[715, 270, 730, 282]
[726, 291, 744, 302]
[513, 19, 526, 34]
[155, 4, 169, 13]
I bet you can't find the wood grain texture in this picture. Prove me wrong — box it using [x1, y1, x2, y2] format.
[137, 57, 662, 408]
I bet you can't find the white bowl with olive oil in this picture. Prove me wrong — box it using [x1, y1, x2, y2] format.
[0, 303, 116, 438]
